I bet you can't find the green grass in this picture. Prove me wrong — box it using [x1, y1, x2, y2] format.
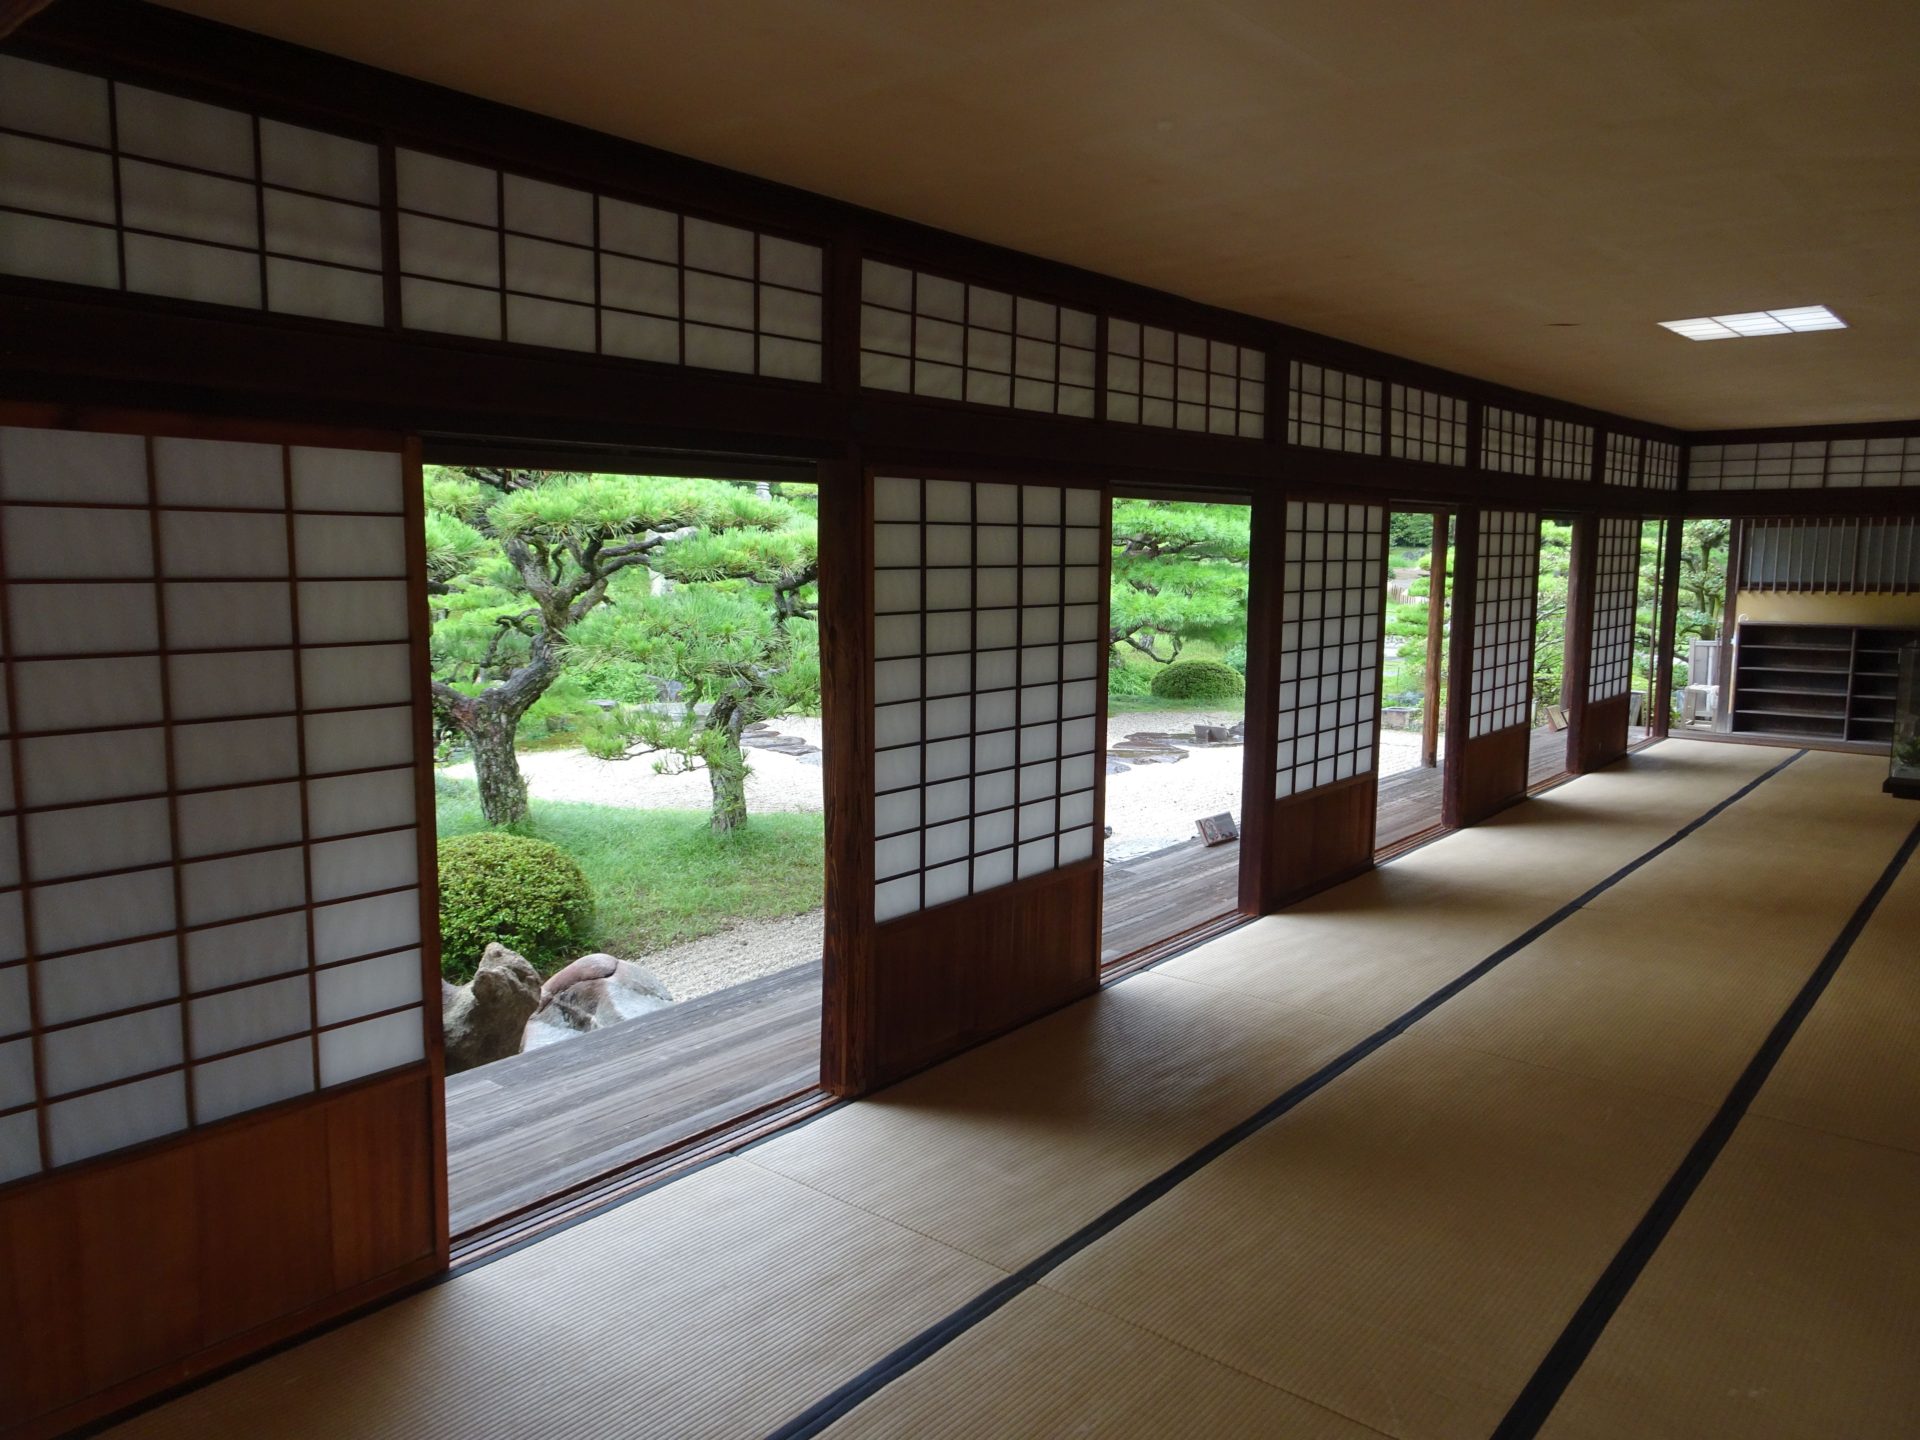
[1106, 692, 1245, 715]
[434, 775, 823, 961]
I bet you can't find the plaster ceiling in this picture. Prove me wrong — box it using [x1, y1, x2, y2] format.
[156, 0, 1920, 430]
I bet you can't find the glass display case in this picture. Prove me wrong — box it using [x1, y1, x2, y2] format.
[1889, 641, 1920, 799]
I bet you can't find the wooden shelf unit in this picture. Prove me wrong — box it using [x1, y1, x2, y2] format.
[1730, 623, 1920, 745]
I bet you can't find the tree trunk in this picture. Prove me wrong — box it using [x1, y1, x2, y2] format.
[705, 700, 750, 834]
[468, 701, 532, 827]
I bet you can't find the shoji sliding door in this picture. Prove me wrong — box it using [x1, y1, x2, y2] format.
[1571, 515, 1639, 771]
[861, 472, 1107, 1082]
[1445, 508, 1541, 824]
[1248, 496, 1388, 905]
[0, 410, 441, 1439]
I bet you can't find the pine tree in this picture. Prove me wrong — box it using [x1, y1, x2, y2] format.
[1108, 499, 1250, 664]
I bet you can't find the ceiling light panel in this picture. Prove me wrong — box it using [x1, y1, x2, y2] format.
[1660, 305, 1846, 341]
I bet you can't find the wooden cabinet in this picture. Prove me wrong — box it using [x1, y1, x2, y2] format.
[1730, 623, 1920, 745]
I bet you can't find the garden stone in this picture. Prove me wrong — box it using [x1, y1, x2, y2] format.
[523, 957, 675, 1050]
[442, 943, 542, 1074]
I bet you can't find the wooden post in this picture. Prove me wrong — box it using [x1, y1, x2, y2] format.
[1563, 514, 1598, 771]
[1441, 509, 1479, 828]
[1715, 519, 1746, 733]
[1651, 516, 1682, 738]
[1238, 487, 1285, 914]
[1421, 510, 1448, 769]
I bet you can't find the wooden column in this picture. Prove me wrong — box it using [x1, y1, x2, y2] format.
[1651, 516, 1683, 739]
[1238, 487, 1284, 913]
[1421, 511, 1449, 769]
[1563, 514, 1604, 772]
[816, 452, 874, 1098]
[1715, 520, 1746, 732]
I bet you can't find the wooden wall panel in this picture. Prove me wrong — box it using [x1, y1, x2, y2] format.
[1261, 774, 1378, 909]
[0, 1068, 438, 1440]
[1573, 693, 1632, 773]
[870, 863, 1098, 1085]
[1450, 725, 1532, 825]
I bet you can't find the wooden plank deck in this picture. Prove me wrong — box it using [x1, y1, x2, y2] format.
[1376, 725, 1570, 849]
[445, 961, 821, 1236]
[1100, 839, 1241, 965]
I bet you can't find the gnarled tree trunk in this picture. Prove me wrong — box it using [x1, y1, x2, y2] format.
[433, 639, 560, 827]
[704, 695, 750, 834]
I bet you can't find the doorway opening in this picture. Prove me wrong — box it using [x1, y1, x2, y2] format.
[1375, 510, 1451, 852]
[1100, 493, 1250, 965]
[1528, 515, 1576, 787]
[1631, 518, 1669, 745]
[421, 452, 826, 1243]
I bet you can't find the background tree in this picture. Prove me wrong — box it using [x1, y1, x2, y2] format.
[1675, 517, 1732, 642]
[1531, 519, 1573, 709]
[1108, 499, 1250, 666]
[566, 495, 819, 833]
[424, 468, 797, 826]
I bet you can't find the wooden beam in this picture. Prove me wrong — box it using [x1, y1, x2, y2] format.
[0, 0, 57, 42]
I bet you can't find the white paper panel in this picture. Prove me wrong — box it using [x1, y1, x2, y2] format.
[292, 514, 409, 578]
[0, 133, 116, 223]
[317, 949, 423, 1027]
[179, 847, 306, 928]
[289, 447, 404, 513]
[189, 974, 311, 1058]
[0, 1036, 34, 1109]
[186, 910, 308, 992]
[46, 1071, 188, 1166]
[260, 119, 379, 204]
[309, 828, 418, 903]
[264, 189, 383, 269]
[0, 964, 27, 1036]
[318, 1006, 423, 1087]
[167, 650, 298, 721]
[307, 767, 417, 838]
[3, 505, 153, 579]
[0, 55, 110, 147]
[115, 83, 253, 177]
[32, 866, 176, 955]
[0, 1110, 39, 1183]
[0, 426, 147, 503]
[19, 727, 168, 808]
[40, 1004, 183, 1097]
[313, 889, 421, 964]
[123, 232, 262, 309]
[303, 705, 414, 774]
[172, 716, 300, 788]
[0, 208, 122, 288]
[34, 937, 180, 1027]
[192, 1036, 314, 1123]
[26, 798, 172, 882]
[164, 581, 294, 649]
[175, 782, 305, 858]
[159, 510, 289, 577]
[295, 580, 410, 643]
[6, 582, 158, 656]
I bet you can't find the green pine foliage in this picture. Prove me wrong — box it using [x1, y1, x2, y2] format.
[1109, 499, 1250, 671]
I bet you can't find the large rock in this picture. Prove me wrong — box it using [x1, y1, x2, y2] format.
[442, 943, 542, 1074]
[523, 954, 675, 1051]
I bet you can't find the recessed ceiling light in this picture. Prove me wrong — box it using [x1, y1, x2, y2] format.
[1659, 305, 1846, 341]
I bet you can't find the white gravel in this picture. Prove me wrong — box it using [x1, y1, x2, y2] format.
[639, 909, 823, 1002]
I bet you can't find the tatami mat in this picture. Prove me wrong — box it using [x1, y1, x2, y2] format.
[1158, 742, 1786, 1028]
[1537, 1117, 1920, 1440]
[1417, 754, 1914, 1108]
[106, 1160, 1005, 1440]
[820, 1285, 1387, 1440]
[747, 969, 1372, 1270]
[1751, 833, 1920, 1156]
[1042, 1033, 1712, 1440]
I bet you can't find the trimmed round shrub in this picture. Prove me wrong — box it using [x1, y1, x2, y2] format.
[1149, 658, 1245, 702]
[437, 831, 594, 982]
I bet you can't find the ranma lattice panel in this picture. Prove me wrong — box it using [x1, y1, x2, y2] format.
[860, 263, 1096, 417]
[0, 53, 385, 324]
[0, 425, 431, 1187]
[1274, 501, 1385, 799]
[396, 149, 824, 381]
[1287, 363, 1382, 454]
[1643, 440, 1679, 491]
[1588, 516, 1638, 702]
[1388, 385, 1467, 465]
[1468, 509, 1539, 738]
[1541, 419, 1593, 481]
[1104, 322, 1264, 438]
[1481, 409, 1539, 476]
[1603, 434, 1644, 487]
[871, 477, 1104, 922]
[1689, 437, 1920, 491]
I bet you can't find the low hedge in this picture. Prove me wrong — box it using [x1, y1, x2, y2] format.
[1149, 658, 1245, 702]
[437, 830, 594, 982]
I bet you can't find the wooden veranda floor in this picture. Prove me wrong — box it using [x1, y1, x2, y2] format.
[1101, 727, 1578, 962]
[444, 961, 821, 1237]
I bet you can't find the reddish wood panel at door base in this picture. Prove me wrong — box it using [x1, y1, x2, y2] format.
[870, 862, 1099, 1085]
[1451, 724, 1533, 825]
[1573, 692, 1631, 773]
[1261, 772, 1378, 909]
[0, 1069, 441, 1440]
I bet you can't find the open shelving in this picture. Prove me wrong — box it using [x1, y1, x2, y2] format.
[1729, 622, 1920, 745]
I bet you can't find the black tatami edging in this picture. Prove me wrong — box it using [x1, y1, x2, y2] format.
[763, 749, 1810, 1440]
[1492, 813, 1920, 1439]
